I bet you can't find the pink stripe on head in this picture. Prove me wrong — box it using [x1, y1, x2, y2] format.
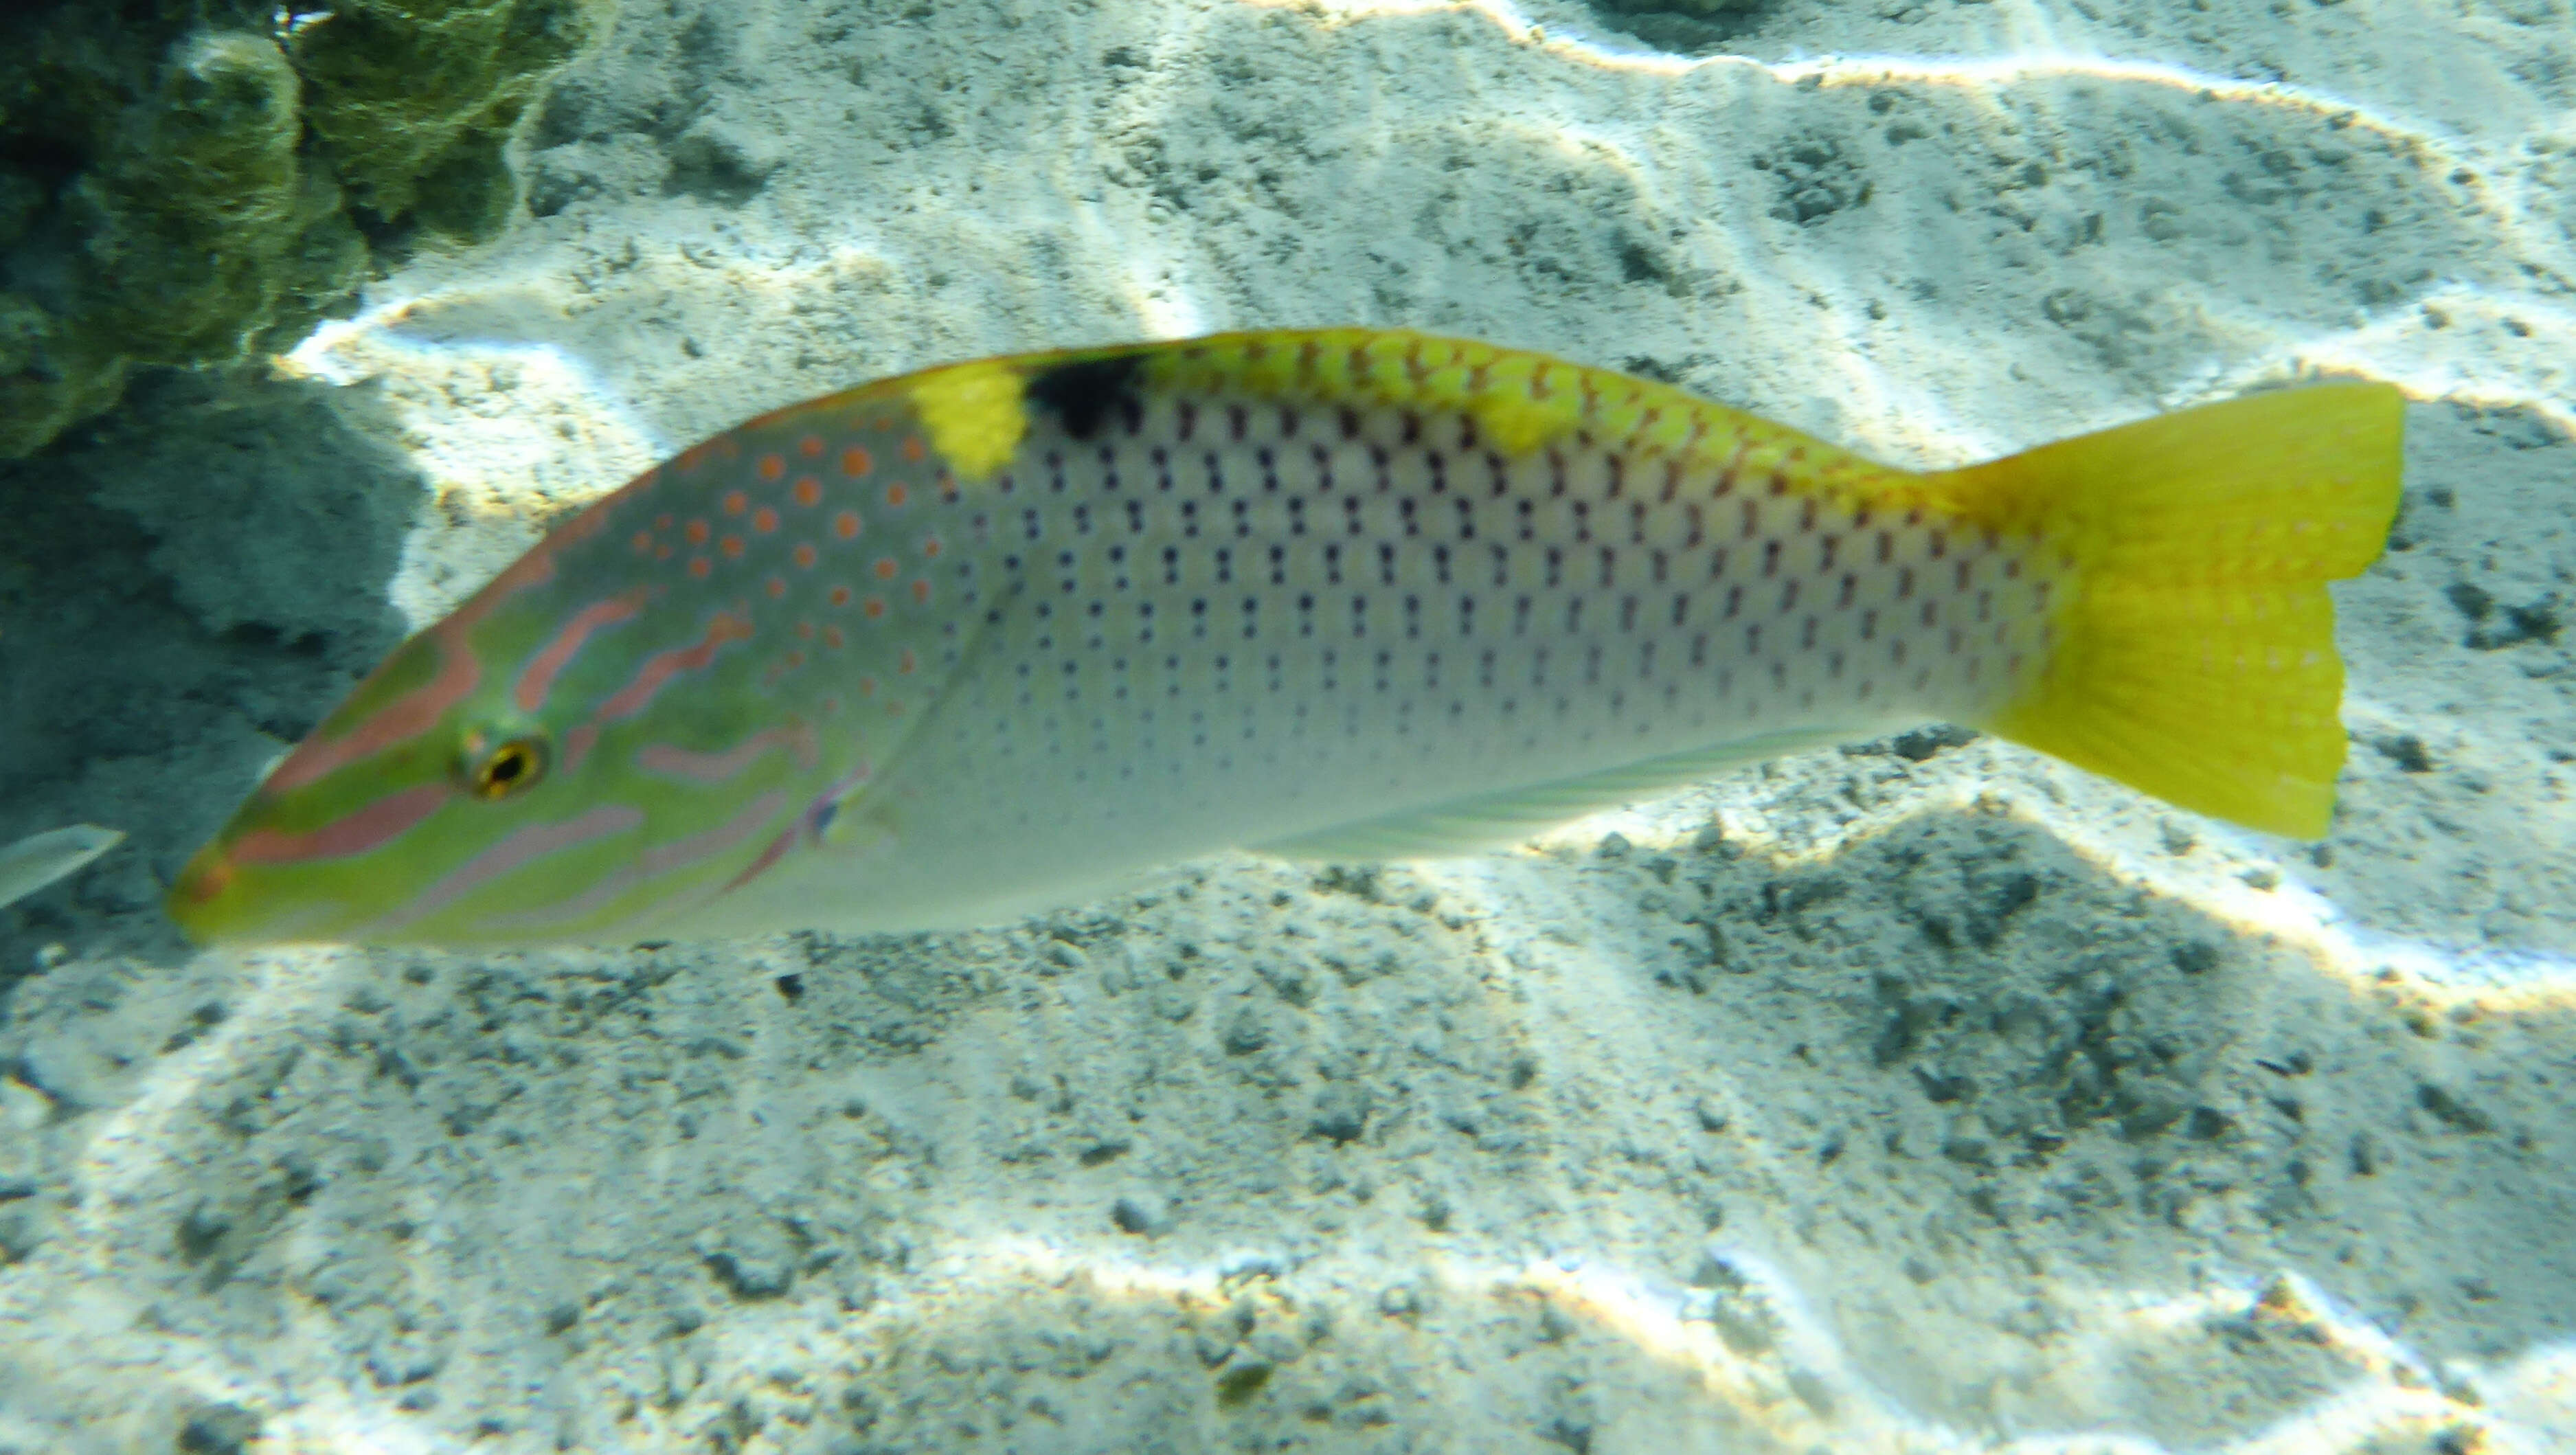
[560, 723, 602, 775]
[484, 790, 791, 932]
[229, 782, 451, 866]
[516, 592, 644, 713]
[594, 612, 754, 724]
[267, 635, 482, 794]
[634, 721, 819, 783]
[722, 824, 799, 894]
[268, 549, 561, 794]
[372, 802, 644, 934]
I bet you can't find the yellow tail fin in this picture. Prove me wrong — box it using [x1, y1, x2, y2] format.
[1939, 382, 2406, 838]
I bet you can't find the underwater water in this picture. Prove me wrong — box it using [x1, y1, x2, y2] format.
[2, 0, 2573, 1450]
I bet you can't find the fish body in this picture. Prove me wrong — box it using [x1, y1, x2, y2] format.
[168, 330, 2402, 947]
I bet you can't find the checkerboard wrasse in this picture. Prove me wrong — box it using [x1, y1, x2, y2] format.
[168, 329, 2402, 947]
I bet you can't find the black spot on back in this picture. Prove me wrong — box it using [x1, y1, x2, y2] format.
[1027, 353, 1149, 441]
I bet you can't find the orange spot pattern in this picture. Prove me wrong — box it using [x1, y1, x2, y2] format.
[618, 410, 966, 697]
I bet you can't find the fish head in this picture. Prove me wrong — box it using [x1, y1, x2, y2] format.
[168, 506, 831, 948]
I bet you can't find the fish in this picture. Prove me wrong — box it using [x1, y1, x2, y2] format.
[166, 328, 2403, 947]
[0, 824, 124, 914]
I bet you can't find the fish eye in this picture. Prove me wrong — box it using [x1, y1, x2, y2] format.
[463, 736, 550, 800]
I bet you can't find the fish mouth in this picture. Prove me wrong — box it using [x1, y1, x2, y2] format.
[163, 842, 234, 942]
[164, 839, 348, 947]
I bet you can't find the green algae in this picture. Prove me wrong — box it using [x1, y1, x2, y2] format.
[293, 0, 606, 242]
[78, 32, 362, 368]
[0, 1, 605, 459]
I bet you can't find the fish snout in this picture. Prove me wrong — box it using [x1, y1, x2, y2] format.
[166, 840, 249, 945]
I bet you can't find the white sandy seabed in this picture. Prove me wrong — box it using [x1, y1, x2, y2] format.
[1, 0, 2573, 1450]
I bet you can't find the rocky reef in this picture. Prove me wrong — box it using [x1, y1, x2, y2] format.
[0, 0, 604, 459]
